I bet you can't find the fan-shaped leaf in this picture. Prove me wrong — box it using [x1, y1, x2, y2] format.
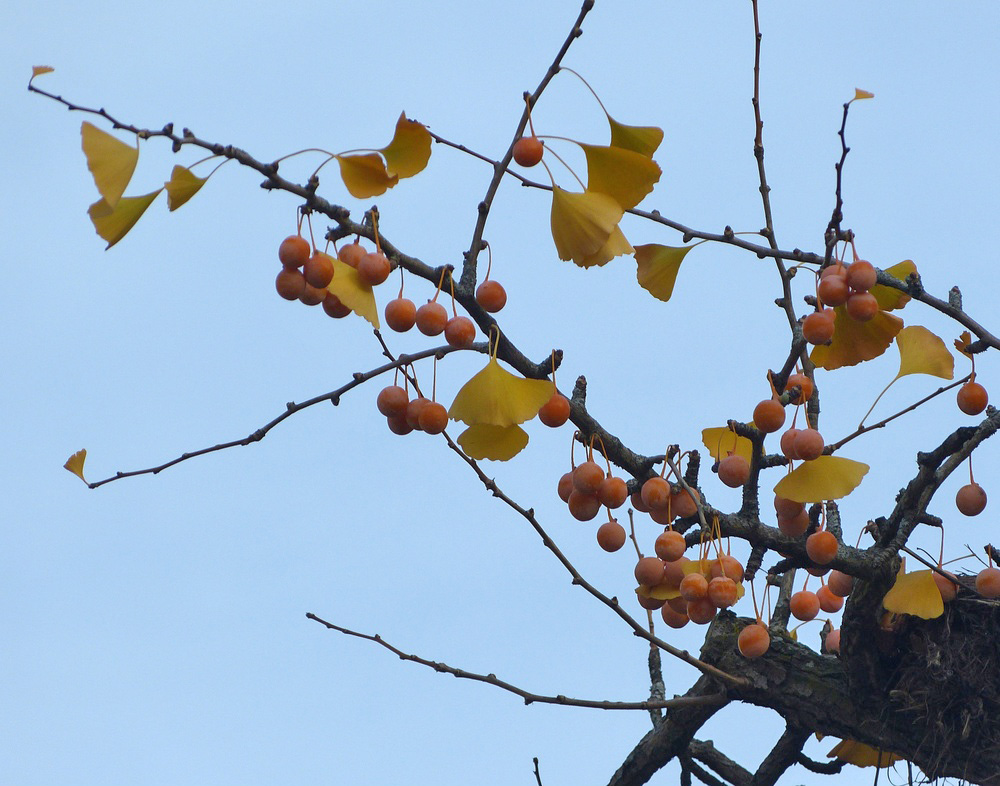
[379, 112, 431, 178]
[449, 358, 553, 427]
[456, 423, 529, 461]
[63, 449, 88, 484]
[88, 190, 161, 249]
[336, 153, 398, 198]
[883, 568, 944, 620]
[164, 165, 207, 211]
[576, 224, 633, 268]
[828, 739, 901, 768]
[773, 456, 869, 503]
[31, 65, 55, 78]
[325, 255, 379, 328]
[955, 330, 973, 359]
[853, 88, 875, 101]
[580, 143, 661, 210]
[702, 427, 754, 464]
[635, 244, 693, 302]
[871, 260, 916, 311]
[81, 121, 139, 208]
[550, 187, 625, 266]
[810, 307, 903, 370]
[895, 326, 953, 380]
[607, 115, 663, 158]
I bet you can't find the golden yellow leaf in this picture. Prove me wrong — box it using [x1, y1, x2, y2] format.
[955, 330, 973, 359]
[828, 739, 901, 768]
[81, 121, 139, 208]
[871, 260, 916, 311]
[580, 143, 661, 210]
[643, 584, 681, 601]
[576, 224, 633, 268]
[853, 88, 875, 101]
[31, 65, 55, 78]
[164, 165, 208, 211]
[325, 255, 379, 328]
[883, 568, 944, 620]
[449, 358, 553, 427]
[607, 115, 664, 158]
[63, 449, 88, 484]
[456, 423, 529, 461]
[550, 186, 624, 266]
[810, 307, 903, 370]
[702, 427, 754, 464]
[773, 455, 869, 503]
[379, 112, 431, 179]
[87, 190, 161, 249]
[895, 326, 953, 380]
[336, 153, 398, 198]
[635, 244, 693, 302]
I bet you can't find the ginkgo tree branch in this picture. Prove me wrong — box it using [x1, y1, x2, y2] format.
[305, 613, 727, 712]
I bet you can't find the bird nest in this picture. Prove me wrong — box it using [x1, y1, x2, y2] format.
[881, 576, 1000, 780]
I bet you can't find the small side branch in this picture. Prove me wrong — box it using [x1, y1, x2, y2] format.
[306, 613, 726, 712]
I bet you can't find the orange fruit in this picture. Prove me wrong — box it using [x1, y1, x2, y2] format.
[358, 252, 391, 286]
[597, 476, 628, 509]
[338, 242, 366, 268]
[512, 136, 544, 166]
[538, 392, 571, 427]
[376, 385, 409, 417]
[418, 401, 449, 434]
[415, 301, 449, 336]
[957, 381, 988, 415]
[444, 315, 477, 348]
[845, 259, 876, 292]
[790, 590, 820, 621]
[634, 557, 666, 587]
[322, 292, 351, 318]
[845, 291, 879, 322]
[654, 530, 686, 562]
[384, 297, 417, 332]
[275, 268, 306, 301]
[805, 531, 838, 565]
[717, 453, 750, 487]
[753, 398, 786, 433]
[956, 482, 987, 516]
[475, 279, 507, 312]
[303, 252, 334, 288]
[738, 623, 770, 658]
[596, 520, 627, 552]
[278, 234, 311, 268]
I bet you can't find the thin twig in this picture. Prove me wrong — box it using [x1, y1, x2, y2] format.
[305, 613, 727, 711]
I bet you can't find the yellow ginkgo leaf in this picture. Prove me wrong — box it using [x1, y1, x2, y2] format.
[883, 568, 944, 620]
[87, 190, 161, 249]
[31, 65, 55, 78]
[164, 165, 208, 211]
[580, 143, 661, 210]
[449, 358, 553, 428]
[811, 307, 903, 370]
[325, 255, 379, 328]
[336, 153, 399, 198]
[895, 326, 954, 380]
[635, 244, 694, 302]
[457, 423, 529, 461]
[871, 260, 916, 311]
[607, 115, 664, 158]
[379, 112, 432, 179]
[828, 739, 901, 768]
[681, 558, 713, 578]
[81, 121, 139, 208]
[576, 224, 633, 268]
[63, 449, 88, 484]
[643, 583, 681, 601]
[955, 330, 973, 359]
[773, 456, 869, 503]
[550, 186, 624, 266]
[702, 427, 754, 464]
[853, 89, 875, 101]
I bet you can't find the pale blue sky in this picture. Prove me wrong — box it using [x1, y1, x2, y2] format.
[4, 2, 999, 785]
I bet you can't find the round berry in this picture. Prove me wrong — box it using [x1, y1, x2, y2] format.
[322, 293, 351, 318]
[845, 291, 879, 322]
[956, 482, 987, 516]
[275, 267, 306, 301]
[475, 279, 507, 313]
[538, 392, 571, 428]
[806, 531, 838, 565]
[597, 476, 628, 509]
[792, 428, 825, 461]
[358, 252, 391, 286]
[384, 297, 417, 332]
[278, 234, 311, 268]
[671, 487, 700, 518]
[777, 508, 810, 537]
[596, 520, 627, 552]
[717, 453, 750, 488]
[707, 576, 738, 608]
[784, 373, 814, 404]
[418, 401, 449, 434]
[660, 603, 689, 629]
[679, 573, 709, 602]
[641, 476, 671, 510]
[512, 136, 544, 167]
[817, 272, 849, 307]
[933, 571, 958, 603]
[635, 557, 666, 587]
[376, 385, 409, 417]
[686, 597, 718, 625]
[790, 590, 820, 621]
[802, 309, 835, 345]
[845, 259, 877, 292]
[299, 282, 327, 306]
[567, 490, 600, 521]
[753, 398, 786, 433]
[303, 252, 334, 288]
[338, 242, 366, 268]
[557, 471, 574, 503]
[654, 530, 686, 562]
[405, 397, 430, 430]
[738, 623, 770, 658]
[827, 570, 854, 598]
[975, 567, 1000, 598]
[415, 301, 449, 336]
[957, 381, 989, 416]
[444, 315, 476, 348]
[573, 461, 604, 494]
[816, 584, 844, 613]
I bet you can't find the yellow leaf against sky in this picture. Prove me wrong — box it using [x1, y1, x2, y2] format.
[336, 153, 399, 198]
[31, 65, 55, 78]
[702, 427, 754, 464]
[580, 143, 661, 210]
[895, 326, 953, 380]
[164, 165, 208, 211]
[449, 358, 553, 428]
[828, 739, 900, 768]
[63, 449, 88, 484]
[883, 567, 944, 620]
[550, 186, 624, 266]
[576, 224, 633, 268]
[871, 260, 916, 311]
[811, 307, 903, 370]
[456, 423, 529, 461]
[87, 190, 161, 249]
[325, 255, 379, 328]
[379, 112, 431, 179]
[955, 330, 973, 359]
[853, 88, 875, 101]
[81, 121, 139, 208]
[607, 115, 663, 158]
[773, 455, 869, 503]
[635, 244, 693, 302]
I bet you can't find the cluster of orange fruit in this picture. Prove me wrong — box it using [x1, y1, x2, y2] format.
[802, 258, 880, 345]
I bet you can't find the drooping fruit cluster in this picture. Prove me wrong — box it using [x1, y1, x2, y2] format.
[376, 380, 449, 436]
[817, 258, 880, 324]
